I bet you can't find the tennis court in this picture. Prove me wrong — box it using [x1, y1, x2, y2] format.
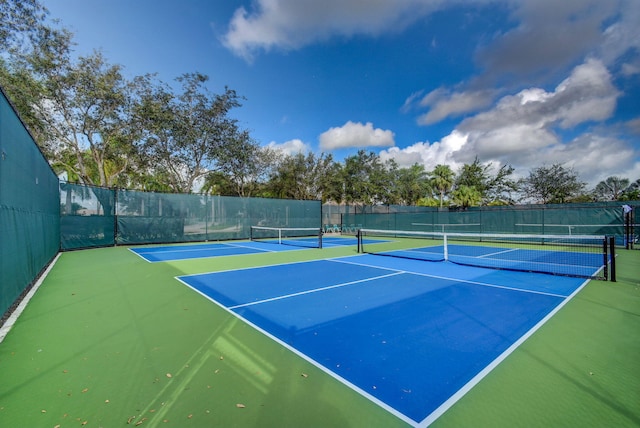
[131, 230, 370, 262]
[177, 249, 593, 426]
[1, 239, 639, 428]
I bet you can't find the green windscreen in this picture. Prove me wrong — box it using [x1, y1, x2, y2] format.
[60, 183, 116, 250]
[0, 87, 60, 319]
[341, 203, 627, 242]
[59, 186, 321, 248]
[116, 191, 321, 244]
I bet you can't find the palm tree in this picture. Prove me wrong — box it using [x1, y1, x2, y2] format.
[451, 185, 482, 209]
[430, 164, 454, 208]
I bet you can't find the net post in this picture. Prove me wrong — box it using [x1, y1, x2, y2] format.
[609, 236, 616, 282]
[318, 227, 323, 249]
[278, 229, 282, 245]
[113, 187, 119, 246]
[357, 229, 362, 253]
[443, 234, 449, 261]
[603, 237, 608, 280]
[250, 226, 254, 242]
[625, 208, 631, 250]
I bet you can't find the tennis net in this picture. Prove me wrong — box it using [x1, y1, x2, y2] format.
[250, 226, 323, 249]
[357, 229, 615, 280]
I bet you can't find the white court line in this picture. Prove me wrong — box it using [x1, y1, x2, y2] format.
[477, 247, 519, 258]
[223, 241, 278, 252]
[454, 253, 603, 272]
[0, 253, 61, 344]
[417, 275, 592, 427]
[133, 243, 229, 255]
[227, 271, 404, 310]
[128, 247, 156, 263]
[178, 258, 323, 278]
[130, 241, 285, 263]
[175, 275, 418, 427]
[328, 258, 569, 299]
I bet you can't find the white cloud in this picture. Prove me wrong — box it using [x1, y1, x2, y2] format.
[379, 130, 467, 171]
[416, 88, 495, 125]
[538, 134, 639, 186]
[596, 0, 640, 67]
[382, 130, 639, 188]
[383, 59, 638, 186]
[222, 0, 451, 60]
[456, 59, 624, 181]
[458, 59, 618, 137]
[319, 121, 395, 150]
[266, 138, 310, 155]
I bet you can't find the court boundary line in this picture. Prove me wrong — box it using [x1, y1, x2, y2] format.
[328, 258, 569, 299]
[132, 242, 230, 254]
[174, 275, 419, 427]
[417, 275, 592, 427]
[128, 247, 156, 263]
[218, 241, 279, 252]
[127, 240, 309, 263]
[477, 248, 519, 258]
[0, 253, 61, 344]
[178, 258, 330, 279]
[227, 271, 404, 310]
[129, 246, 265, 263]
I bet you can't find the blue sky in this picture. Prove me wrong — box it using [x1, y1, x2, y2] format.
[41, 0, 640, 186]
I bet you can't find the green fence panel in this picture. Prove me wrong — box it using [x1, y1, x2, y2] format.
[58, 186, 322, 247]
[60, 183, 115, 249]
[335, 202, 635, 243]
[114, 190, 321, 245]
[1, 88, 60, 318]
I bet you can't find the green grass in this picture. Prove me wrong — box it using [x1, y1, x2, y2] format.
[0, 243, 638, 427]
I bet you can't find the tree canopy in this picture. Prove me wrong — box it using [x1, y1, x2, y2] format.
[520, 163, 586, 204]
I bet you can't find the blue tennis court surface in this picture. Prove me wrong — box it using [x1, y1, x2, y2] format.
[176, 255, 590, 426]
[130, 236, 368, 262]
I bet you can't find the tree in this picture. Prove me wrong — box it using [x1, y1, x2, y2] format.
[136, 73, 244, 193]
[416, 197, 440, 207]
[201, 171, 240, 196]
[0, 24, 75, 155]
[618, 178, 640, 201]
[267, 152, 339, 201]
[430, 164, 455, 208]
[521, 163, 586, 204]
[455, 157, 518, 205]
[2, 20, 142, 190]
[342, 150, 390, 210]
[390, 163, 431, 206]
[0, 0, 48, 53]
[455, 158, 488, 196]
[2, 23, 146, 215]
[593, 176, 630, 201]
[486, 163, 519, 204]
[451, 185, 482, 209]
[214, 129, 279, 197]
